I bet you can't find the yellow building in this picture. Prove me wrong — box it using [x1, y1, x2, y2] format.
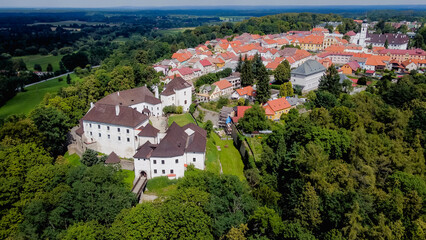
[263, 97, 293, 121]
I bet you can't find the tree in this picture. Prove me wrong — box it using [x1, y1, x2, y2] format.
[217, 97, 229, 109]
[46, 63, 53, 72]
[248, 207, 284, 239]
[61, 221, 105, 240]
[239, 104, 268, 133]
[331, 106, 357, 130]
[252, 53, 263, 77]
[30, 106, 71, 157]
[256, 64, 270, 104]
[384, 39, 389, 49]
[81, 149, 101, 167]
[274, 60, 291, 84]
[314, 91, 338, 110]
[319, 65, 341, 96]
[343, 202, 364, 240]
[294, 182, 322, 230]
[341, 79, 354, 93]
[33, 64, 42, 72]
[236, 54, 243, 72]
[280, 82, 294, 97]
[61, 52, 89, 71]
[66, 74, 71, 84]
[107, 66, 135, 93]
[413, 33, 424, 49]
[204, 120, 213, 137]
[241, 59, 254, 87]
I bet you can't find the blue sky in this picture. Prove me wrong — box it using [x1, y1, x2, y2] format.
[0, 0, 425, 8]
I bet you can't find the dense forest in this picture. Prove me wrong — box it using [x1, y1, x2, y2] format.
[0, 11, 425, 239]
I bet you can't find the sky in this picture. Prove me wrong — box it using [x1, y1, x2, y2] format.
[0, 0, 425, 8]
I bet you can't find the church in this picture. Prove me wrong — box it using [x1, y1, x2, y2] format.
[350, 22, 409, 50]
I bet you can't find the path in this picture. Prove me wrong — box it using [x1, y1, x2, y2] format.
[23, 65, 100, 88]
[196, 105, 220, 127]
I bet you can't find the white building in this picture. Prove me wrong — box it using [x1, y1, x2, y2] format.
[97, 86, 162, 117]
[350, 22, 408, 50]
[134, 122, 207, 179]
[290, 59, 326, 93]
[76, 104, 149, 158]
[161, 77, 192, 112]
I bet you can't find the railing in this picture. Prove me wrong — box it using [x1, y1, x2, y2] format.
[131, 175, 148, 200]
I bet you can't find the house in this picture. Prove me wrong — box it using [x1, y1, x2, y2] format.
[153, 65, 169, 75]
[213, 79, 233, 96]
[231, 86, 256, 101]
[263, 97, 292, 121]
[161, 77, 192, 112]
[97, 86, 162, 117]
[296, 35, 324, 52]
[340, 61, 361, 75]
[401, 59, 418, 71]
[76, 104, 149, 158]
[221, 72, 241, 89]
[168, 67, 196, 81]
[316, 52, 353, 65]
[231, 106, 252, 123]
[194, 59, 215, 74]
[365, 55, 391, 72]
[290, 60, 326, 93]
[133, 122, 206, 180]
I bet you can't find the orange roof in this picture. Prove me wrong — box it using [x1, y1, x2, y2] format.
[324, 44, 345, 53]
[372, 46, 386, 53]
[172, 52, 192, 62]
[266, 61, 280, 70]
[213, 79, 232, 90]
[167, 174, 176, 177]
[232, 106, 252, 123]
[318, 58, 333, 68]
[264, 39, 277, 44]
[251, 34, 261, 39]
[299, 35, 324, 45]
[263, 97, 291, 115]
[276, 38, 289, 45]
[235, 86, 256, 97]
[312, 27, 329, 33]
[218, 43, 230, 50]
[366, 55, 390, 66]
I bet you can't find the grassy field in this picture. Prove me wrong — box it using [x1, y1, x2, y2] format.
[247, 136, 264, 162]
[121, 169, 135, 190]
[12, 54, 64, 72]
[168, 113, 195, 126]
[0, 73, 81, 120]
[205, 135, 221, 174]
[211, 133, 245, 180]
[64, 152, 81, 166]
[158, 27, 195, 35]
[145, 176, 178, 197]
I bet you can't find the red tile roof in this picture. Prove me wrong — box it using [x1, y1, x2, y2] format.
[235, 86, 256, 97]
[199, 59, 212, 67]
[263, 98, 291, 115]
[213, 79, 232, 90]
[232, 106, 252, 123]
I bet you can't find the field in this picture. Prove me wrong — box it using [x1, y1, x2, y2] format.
[145, 176, 178, 197]
[64, 152, 81, 166]
[247, 136, 264, 162]
[205, 135, 222, 174]
[28, 20, 115, 26]
[12, 54, 64, 72]
[168, 113, 195, 126]
[157, 27, 195, 35]
[0, 73, 81, 119]
[210, 133, 245, 180]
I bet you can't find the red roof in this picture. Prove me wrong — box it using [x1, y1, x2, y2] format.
[366, 70, 375, 74]
[199, 59, 212, 67]
[266, 61, 280, 70]
[232, 106, 252, 123]
[213, 79, 232, 90]
[345, 31, 356, 36]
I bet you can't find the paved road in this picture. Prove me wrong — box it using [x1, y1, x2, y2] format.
[24, 65, 100, 88]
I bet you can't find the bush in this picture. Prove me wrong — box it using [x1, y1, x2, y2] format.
[357, 77, 368, 85]
[163, 105, 177, 114]
[81, 149, 101, 167]
[176, 106, 183, 114]
[216, 97, 229, 109]
[58, 77, 63, 82]
[189, 103, 196, 114]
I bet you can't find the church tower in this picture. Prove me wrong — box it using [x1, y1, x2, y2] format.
[359, 21, 368, 47]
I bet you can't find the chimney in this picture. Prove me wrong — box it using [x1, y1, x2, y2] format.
[115, 105, 120, 116]
[154, 85, 159, 98]
[90, 102, 94, 109]
[117, 91, 120, 96]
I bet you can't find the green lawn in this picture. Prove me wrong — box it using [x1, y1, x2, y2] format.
[0, 73, 80, 119]
[247, 136, 264, 162]
[211, 133, 245, 180]
[13, 54, 64, 72]
[158, 27, 195, 35]
[64, 152, 81, 166]
[168, 113, 195, 126]
[145, 176, 178, 197]
[121, 169, 135, 190]
[205, 136, 221, 174]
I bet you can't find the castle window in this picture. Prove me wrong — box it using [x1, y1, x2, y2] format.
[89, 123, 92, 128]
[170, 169, 174, 174]
[161, 160, 165, 164]
[98, 133, 101, 137]
[126, 129, 129, 134]
[154, 169, 157, 174]
[162, 170, 165, 174]
[117, 128, 120, 132]
[107, 126, 110, 130]
[118, 136, 121, 141]
[108, 134, 110, 139]
[175, 159, 178, 163]
[193, 158, 196, 162]
[98, 125, 100, 129]
[127, 138, 130, 142]
[90, 132, 92, 136]
[153, 160, 157, 164]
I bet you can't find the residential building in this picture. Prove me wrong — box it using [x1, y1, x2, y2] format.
[221, 72, 241, 89]
[340, 61, 361, 75]
[377, 49, 426, 63]
[263, 97, 293, 121]
[231, 86, 256, 101]
[290, 60, 326, 93]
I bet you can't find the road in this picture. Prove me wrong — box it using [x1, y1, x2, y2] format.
[24, 65, 100, 88]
